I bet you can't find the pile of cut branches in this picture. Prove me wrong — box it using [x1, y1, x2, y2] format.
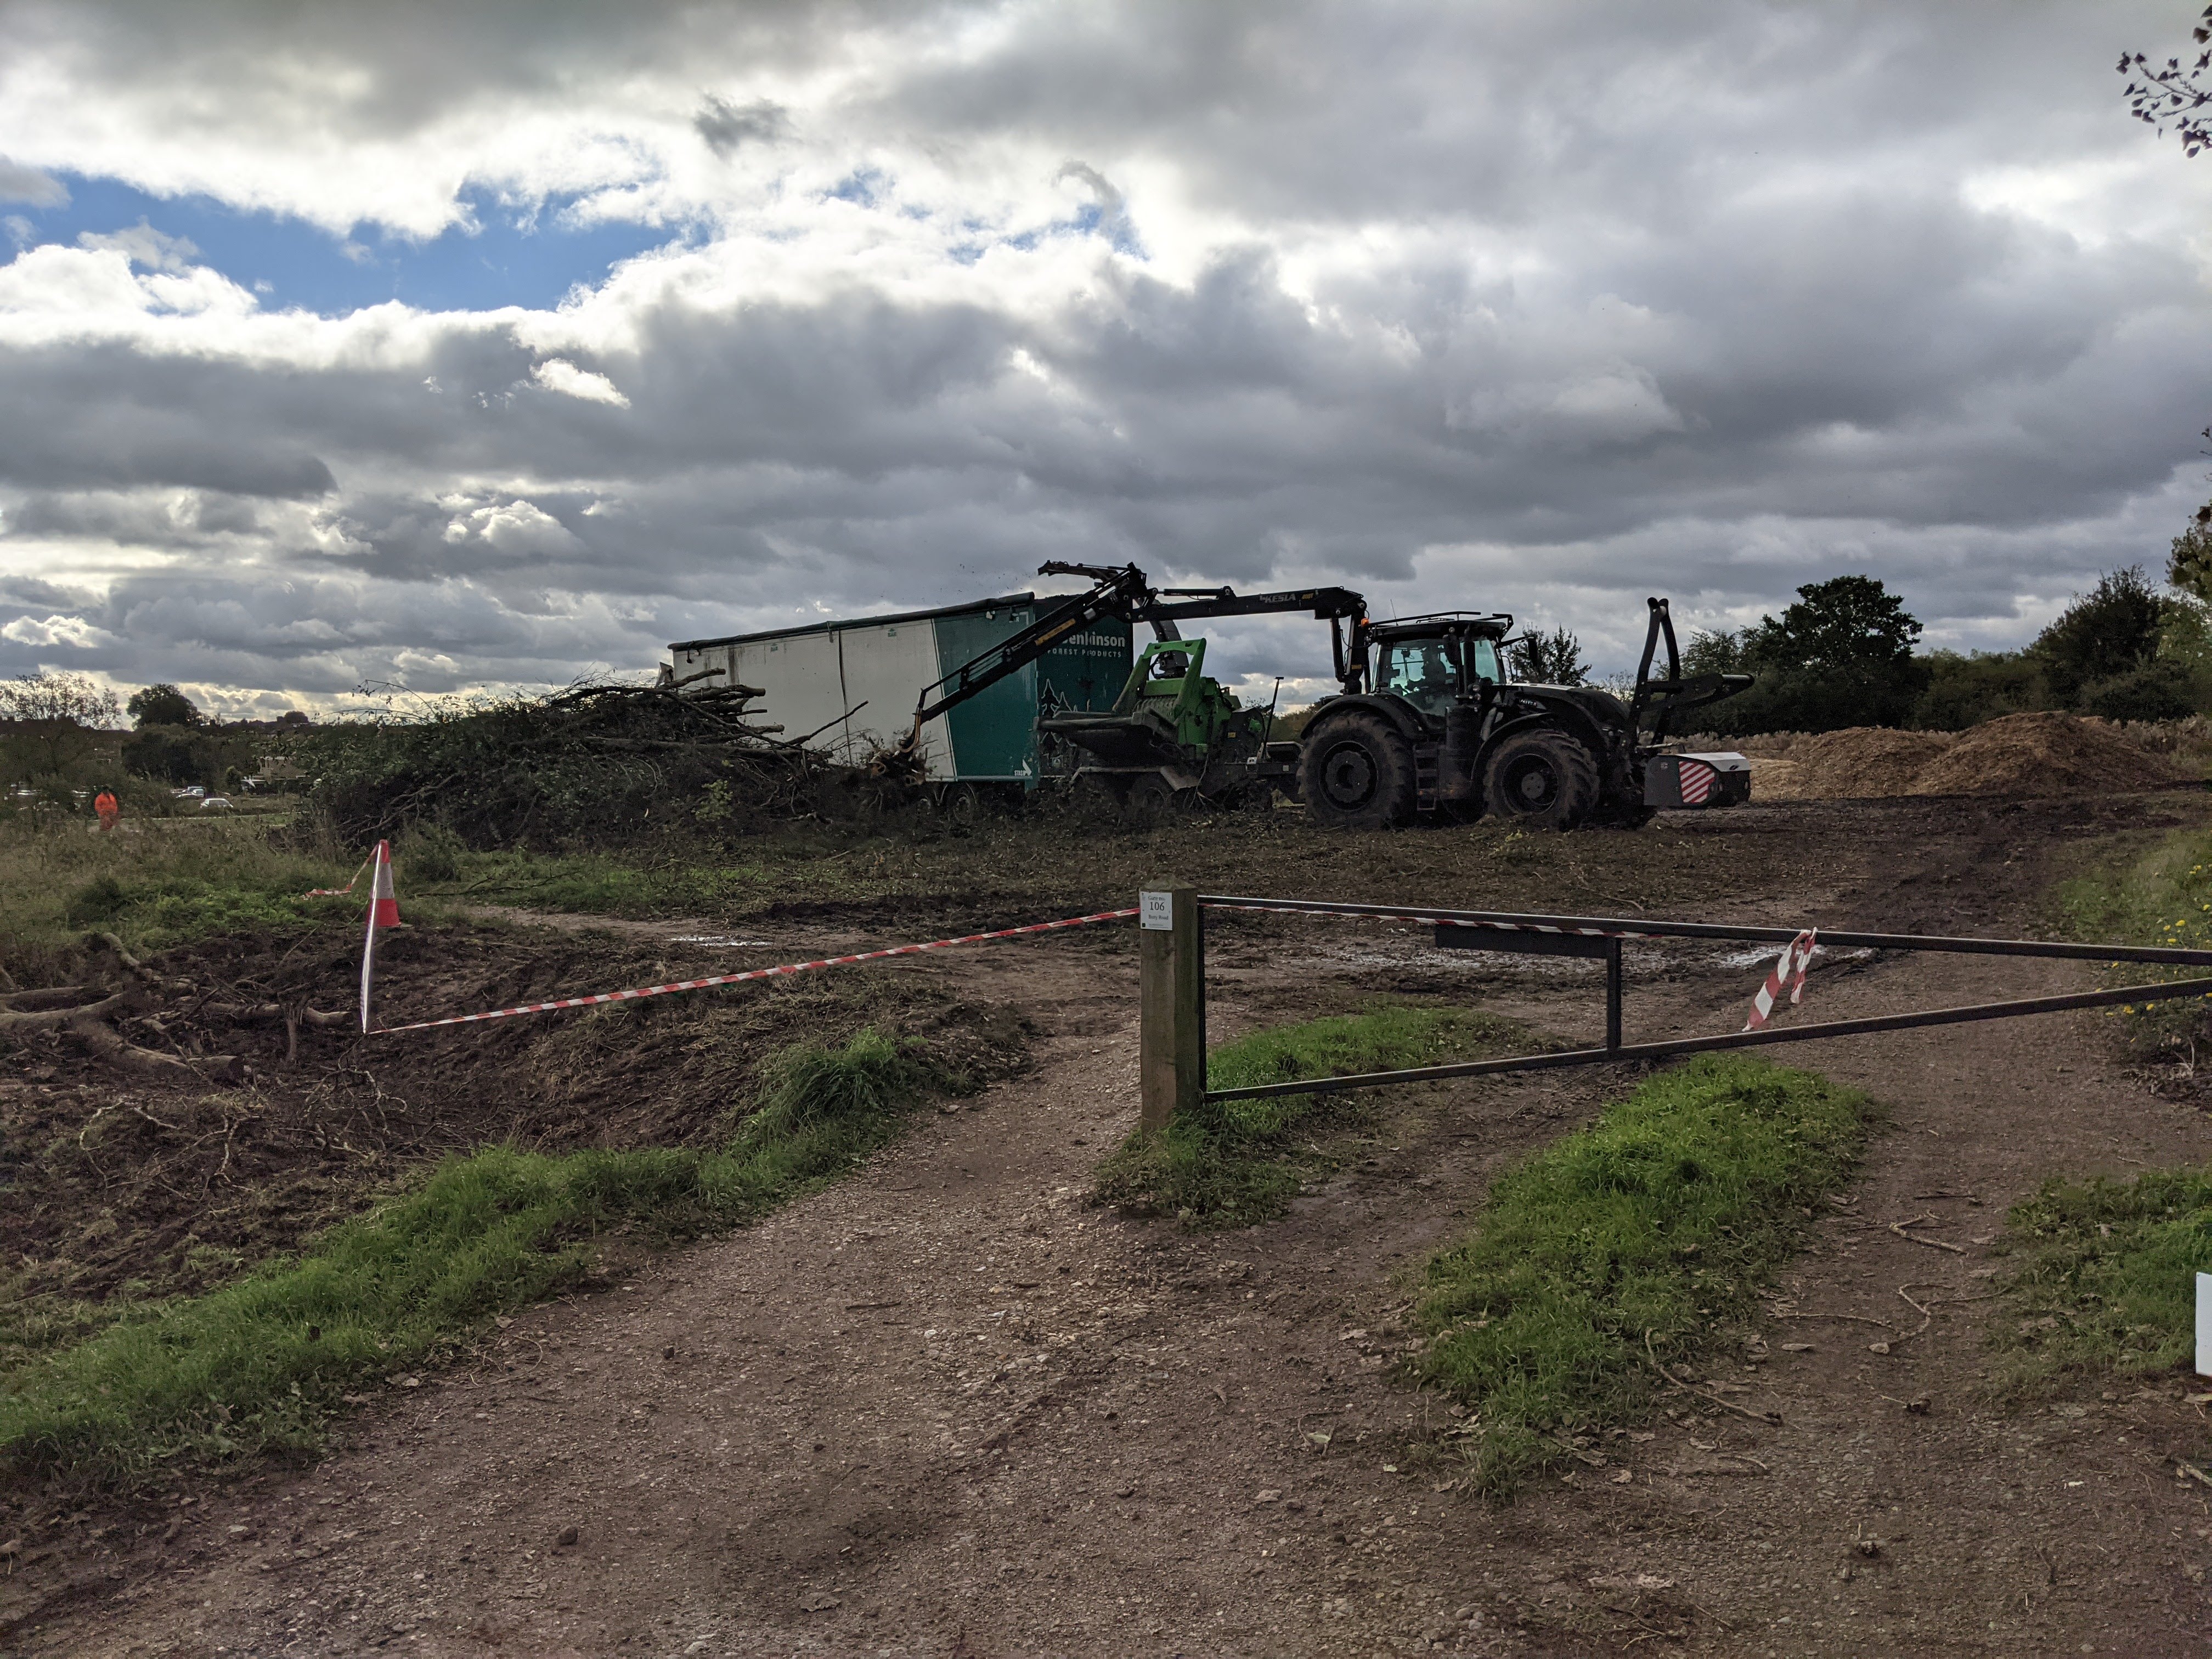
[301, 679, 914, 848]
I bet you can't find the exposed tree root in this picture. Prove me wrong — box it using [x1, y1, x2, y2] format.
[64, 1012, 238, 1082]
[0, 991, 127, 1033]
[0, 984, 92, 1012]
[0, 977, 259, 1082]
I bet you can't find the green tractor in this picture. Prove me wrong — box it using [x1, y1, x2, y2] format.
[1036, 637, 1271, 821]
[896, 558, 1750, 833]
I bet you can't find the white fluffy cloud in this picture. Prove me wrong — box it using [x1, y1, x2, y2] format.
[1, 0, 2210, 707]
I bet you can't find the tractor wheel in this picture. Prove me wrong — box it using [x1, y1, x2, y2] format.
[1484, 729, 1600, 831]
[1125, 772, 1178, 827]
[1300, 713, 1418, 831]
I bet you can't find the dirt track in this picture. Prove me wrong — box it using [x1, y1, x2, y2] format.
[12, 793, 2212, 1656]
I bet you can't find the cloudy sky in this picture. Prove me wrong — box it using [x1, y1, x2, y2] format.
[3, 0, 2210, 715]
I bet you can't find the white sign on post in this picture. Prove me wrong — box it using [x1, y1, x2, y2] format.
[1140, 890, 1176, 931]
[2197, 1273, 2211, 1378]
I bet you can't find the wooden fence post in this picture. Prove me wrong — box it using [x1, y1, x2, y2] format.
[1139, 883, 1204, 1131]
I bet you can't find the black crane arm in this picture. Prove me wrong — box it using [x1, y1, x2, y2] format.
[1137, 585, 1367, 625]
[1133, 584, 1372, 692]
[907, 562, 1156, 736]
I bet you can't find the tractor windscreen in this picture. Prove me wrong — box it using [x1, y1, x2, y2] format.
[1380, 639, 1457, 714]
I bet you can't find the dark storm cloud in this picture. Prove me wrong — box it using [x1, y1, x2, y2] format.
[0, 345, 335, 497]
[8, 487, 264, 544]
[695, 96, 792, 157]
[0, 155, 67, 206]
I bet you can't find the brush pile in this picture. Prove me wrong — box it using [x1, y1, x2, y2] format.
[302, 680, 913, 848]
[1740, 712, 2189, 801]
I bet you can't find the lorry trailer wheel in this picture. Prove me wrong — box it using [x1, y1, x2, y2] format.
[939, 783, 984, 828]
[1483, 730, 1599, 831]
[1300, 713, 1417, 830]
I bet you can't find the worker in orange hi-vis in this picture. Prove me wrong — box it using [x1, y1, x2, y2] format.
[93, 788, 121, 831]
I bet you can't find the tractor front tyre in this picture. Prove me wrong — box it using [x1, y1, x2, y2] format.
[1483, 730, 1600, 831]
[1300, 714, 1418, 831]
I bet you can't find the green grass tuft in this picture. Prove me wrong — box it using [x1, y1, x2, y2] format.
[1413, 1054, 1874, 1497]
[2049, 828, 2212, 1060]
[1989, 1165, 2212, 1398]
[1093, 1005, 1523, 1228]
[0, 813, 363, 955]
[0, 1027, 943, 1488]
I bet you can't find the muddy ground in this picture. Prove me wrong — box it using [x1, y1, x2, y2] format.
[5, 791, 2212, 1656]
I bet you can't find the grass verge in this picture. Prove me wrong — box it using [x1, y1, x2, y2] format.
[0, 812, 366, 958]
[2049, 827, 2212, 1063]
[0, 1027, 946, 1489]
[1989, 1165, 2212, 1399]
[1412, 1054, 1874, 1497]
[1093, 1004, 1525, 1228]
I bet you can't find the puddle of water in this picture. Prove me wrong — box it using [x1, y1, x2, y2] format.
[669, 935, 775, 947]
[1719, 946, 1788, 969]
[1715, 945, 1875, 970]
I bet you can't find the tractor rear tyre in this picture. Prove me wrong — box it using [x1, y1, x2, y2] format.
[1300, 713, 1418, 831]
[1484, 729, 1599, 831]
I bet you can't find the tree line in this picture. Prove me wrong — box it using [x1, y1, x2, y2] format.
[0, 676, 306, 800]
[1681, 500, 2212, 735]
[1487, 494, 2212, 736]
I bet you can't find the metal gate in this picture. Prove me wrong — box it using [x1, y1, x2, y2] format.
[1132, 888, 2212, 1122]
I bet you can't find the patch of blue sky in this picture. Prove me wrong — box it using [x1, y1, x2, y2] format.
[825, 168, 885, 207]
[2, 174, 687, 315]
[969, 202, 1142, 261]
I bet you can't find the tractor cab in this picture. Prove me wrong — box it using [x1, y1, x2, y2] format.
[1362, 615, 1512, 714]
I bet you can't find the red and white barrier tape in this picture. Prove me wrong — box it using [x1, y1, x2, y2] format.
[369, 907, 1139, 1035]
[1742, 929, 1818, 1031]
[304, 852, 373, 899]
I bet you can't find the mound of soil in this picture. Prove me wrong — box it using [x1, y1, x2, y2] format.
[1745, 712, 2186, 802]
[1910, 710, 2185, 797]
[1769, 727, 1954, 800]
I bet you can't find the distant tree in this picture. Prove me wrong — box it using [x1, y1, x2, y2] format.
[1910, 650, 2052, 731]
[127, 682, 202, 728]
[120, 729, 206, 786]
[0, 672, 122, 779]
[1743, 575, 1922, 672]
[0, 672, 120, 727]
[2120, 4, 2212, 157]
[2033, 567, 2166, 704]
[1508, 628, 1589, 686]
[1681, 628, 1747, 678]
[1702, 576, 1925, 734]
[2168, 499, 2212, 606]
